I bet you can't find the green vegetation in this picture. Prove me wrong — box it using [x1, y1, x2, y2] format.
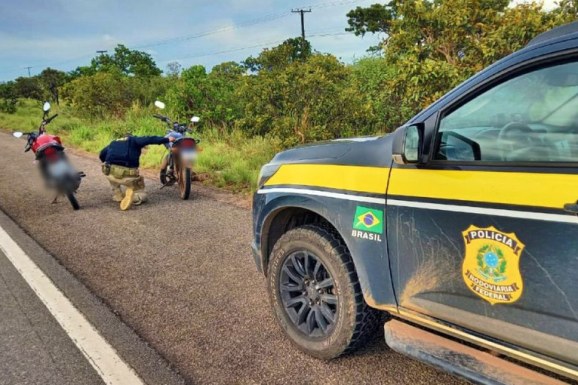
[0, 99, 280, 194]
[1, 1, 576, 193]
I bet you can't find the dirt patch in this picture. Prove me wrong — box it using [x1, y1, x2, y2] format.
[399, 252, 458, 307]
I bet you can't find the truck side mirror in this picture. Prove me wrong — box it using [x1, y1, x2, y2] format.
[392, 125, 423, 165]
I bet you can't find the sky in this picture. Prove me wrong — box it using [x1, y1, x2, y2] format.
[0, 0, 558, 82]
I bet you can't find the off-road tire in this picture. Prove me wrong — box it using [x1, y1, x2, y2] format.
[180, 167, 191, 200]
[160, 168, 168, 185]
[267, 224, 380, 359]
[160, 154, 170, 185]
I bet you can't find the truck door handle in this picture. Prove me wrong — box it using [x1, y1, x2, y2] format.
[563, 202, 578, 214]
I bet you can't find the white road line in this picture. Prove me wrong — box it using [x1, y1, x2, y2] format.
[257, 188, 386, 204]
[0, 225, 144, 385]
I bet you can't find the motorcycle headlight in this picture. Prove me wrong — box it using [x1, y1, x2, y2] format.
[257, 164, 280, 189]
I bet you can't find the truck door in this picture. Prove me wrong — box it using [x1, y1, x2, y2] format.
[386, 59, 578, 368]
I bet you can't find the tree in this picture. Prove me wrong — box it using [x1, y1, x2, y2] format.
[14, 76, 44, 101]
[346, 0, 567, 129]
[38, 68, 67, 104]
[164, 65, 209, 121]
[90, 44, 161, 77]
[243, 38, 312, 72]
[211, 61, 245, 78]
[239, 54, 378, 145]
[166, 61, 182, 77]
[346, 2, 396, 51]
[68, 65, 96, 80]
[163, 61, 246, 130]
[555, 0, 578, 19]
[0, 81, 17, 113]
[0, 81, 16, 100]
[63, 71, 130, 118]
[206, 62, 245, 129]
[346, 3, 395, 36]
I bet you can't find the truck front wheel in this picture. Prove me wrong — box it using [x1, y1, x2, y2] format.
[267, 224, 380, 359]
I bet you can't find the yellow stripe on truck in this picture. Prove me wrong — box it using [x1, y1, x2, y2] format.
[264, 164, 578, 210]
[389, 168, 578, 210]
[265, 164, 389, 195]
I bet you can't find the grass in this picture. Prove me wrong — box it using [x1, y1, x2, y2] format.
[0, 99, 281, 194]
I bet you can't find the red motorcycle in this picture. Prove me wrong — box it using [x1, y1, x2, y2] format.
[13, 102, 84, 210]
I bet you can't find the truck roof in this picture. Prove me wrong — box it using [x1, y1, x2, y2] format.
[526, 20, 578, 47]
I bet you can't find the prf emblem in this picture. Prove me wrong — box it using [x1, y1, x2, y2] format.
[461, 225, 525, 305]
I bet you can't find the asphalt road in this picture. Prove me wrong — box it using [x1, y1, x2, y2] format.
[0, 131, 464, 385]
[0, 246, 104, 385]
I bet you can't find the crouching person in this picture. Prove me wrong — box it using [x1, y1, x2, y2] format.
[99, 134, 175, 210]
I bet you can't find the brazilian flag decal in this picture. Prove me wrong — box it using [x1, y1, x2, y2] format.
[353, 206, 384, 234]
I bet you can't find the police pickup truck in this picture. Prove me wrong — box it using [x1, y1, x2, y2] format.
[252, 22, 578, 384]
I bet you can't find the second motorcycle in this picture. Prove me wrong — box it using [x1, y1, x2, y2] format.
[154, 100, 201, 200]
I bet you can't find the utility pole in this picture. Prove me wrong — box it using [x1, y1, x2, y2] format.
[25, 66, 32, 77]
[292, 8, 311, 40]
[96, 50, 107, 56]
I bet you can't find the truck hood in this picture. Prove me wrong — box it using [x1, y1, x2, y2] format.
[269, 135, 394, 168]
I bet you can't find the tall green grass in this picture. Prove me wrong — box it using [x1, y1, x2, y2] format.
[0, 99, 281, 194]
[194, 129, 281, 192]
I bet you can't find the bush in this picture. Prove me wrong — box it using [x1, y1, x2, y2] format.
[238, 54, 382, 146]
[0, 98, 17, 113]
[63, 72, 170, 120]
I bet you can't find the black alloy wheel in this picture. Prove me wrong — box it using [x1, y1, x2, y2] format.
[279, 250, 338, 338]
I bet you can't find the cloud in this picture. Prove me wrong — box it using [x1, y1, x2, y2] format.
[226, 0, 276, 10]
[0, 0, 382, 80]
[0, 33, 115, 66]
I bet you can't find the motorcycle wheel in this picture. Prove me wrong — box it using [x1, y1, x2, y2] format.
[179, 167, 191, 200]
[66, 191, 80, 210]
[160, 167, 168, 185]
[160, 154, 170, 185]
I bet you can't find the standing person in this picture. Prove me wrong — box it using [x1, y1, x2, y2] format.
[99, 134, 175, 210]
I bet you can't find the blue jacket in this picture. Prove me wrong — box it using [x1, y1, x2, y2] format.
[99, 136, 169, 168]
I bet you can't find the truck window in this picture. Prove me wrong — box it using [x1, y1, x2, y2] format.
[435, 61, 578, 163]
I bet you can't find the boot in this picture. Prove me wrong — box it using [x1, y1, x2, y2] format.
[120, 188, 135, 211]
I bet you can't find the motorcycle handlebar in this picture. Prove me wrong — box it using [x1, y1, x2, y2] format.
[45, 114, 58, 124]
[153, 114, 170, 123]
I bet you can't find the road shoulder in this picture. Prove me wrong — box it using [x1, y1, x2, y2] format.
[0, 209, 185, 385]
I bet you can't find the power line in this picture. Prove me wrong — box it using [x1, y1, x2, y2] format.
[300, 0, 366, 10]
[134, 0, 363, 50]
[1, 0, 369, 77]
[133, 10, 291, 50]
[168, 32, 352, 61]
